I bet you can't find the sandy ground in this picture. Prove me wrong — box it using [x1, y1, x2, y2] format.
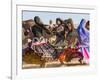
[22, 58, 88, 69]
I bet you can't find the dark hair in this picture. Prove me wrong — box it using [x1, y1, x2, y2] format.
[85, 20, 90, 30]
[65, 18, 74, 31]
[56, 18, 63, 25]
[34, 16, 42, 25]
[24, 31, 29, 36]
[86, 20, 90, 26]
[64, 19, 67, 23]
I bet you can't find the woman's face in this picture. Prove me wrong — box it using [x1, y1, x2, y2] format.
[34, 16, 42, 25]
[86, 25, 89, 30]
[36, 17, 40, 23]
[67, 23, 72, 31]
[85, 21, 90, 30]
[57, 20, 61, 25]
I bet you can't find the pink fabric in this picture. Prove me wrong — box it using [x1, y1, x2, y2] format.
[82, 47, 89, 64]
[32, 42, 47, 46]
[83, 48, 89, 59]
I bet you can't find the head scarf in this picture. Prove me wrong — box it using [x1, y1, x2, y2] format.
[77, 19, 89, 47]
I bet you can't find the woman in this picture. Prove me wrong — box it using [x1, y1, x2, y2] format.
[77, 19, 90, 64]
[32, 16, 51, 38]
[22, 19, 35, 39]
[22, 19, 35, 55]
[31, 16, 57, 59]
[65, 18, 79, 48]
[55, 18, 65, 47]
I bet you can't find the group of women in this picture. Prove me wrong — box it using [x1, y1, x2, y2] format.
[22, 16, 90, 64]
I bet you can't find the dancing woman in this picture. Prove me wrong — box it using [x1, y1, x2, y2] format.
[55, 18, 65, 47]
[31, 16, 57, 59]
[77, 19, 90, 64]
[65, 18, 79, 48]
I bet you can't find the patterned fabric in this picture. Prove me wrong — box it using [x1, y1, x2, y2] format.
[77, 19, 90, 63]
[55, 25, 65, 46]
[56, 25, 64, 32]
[66, 29, 78, 48]
[79, 47, 89, 63]
[31, 37, 57, 59]
[77, 19, 89, 47]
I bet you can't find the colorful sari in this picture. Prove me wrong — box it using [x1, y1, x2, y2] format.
[77, 19, 89, 64]
[31, 37, 57, 59]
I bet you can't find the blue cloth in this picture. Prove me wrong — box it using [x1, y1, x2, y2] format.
[77, 19, 89, 47]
